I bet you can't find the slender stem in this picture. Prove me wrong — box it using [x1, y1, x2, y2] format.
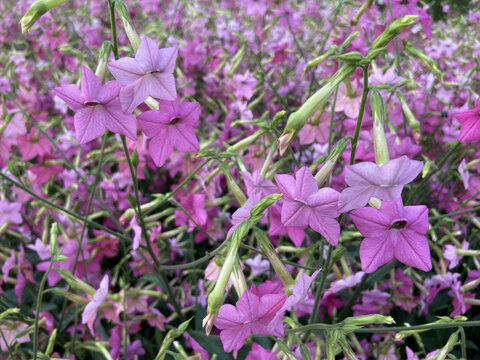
[287, 320, 480, 334]
[459, 326, 467, 359]
[430, 205, 480, 220]
[33, 256, 55, 360]
[350, 65, 369, 165]
[0, 328, 14, 360]
[108, 0, 119, 59]
[328, 86, 340, 153]
[0, 172, 130, 241]
[310, 245, 333, 324]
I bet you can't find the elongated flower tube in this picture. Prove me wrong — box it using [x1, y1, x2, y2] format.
[115, 0, 141, 51]
[278, 64, 356, 155]
[397, 92, 421, 143]
[371, 89, 389, 166]
[315, 138, 349, 186]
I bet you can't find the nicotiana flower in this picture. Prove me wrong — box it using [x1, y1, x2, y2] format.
[350, 199, 431, 273]
[455, 98, 480, 142]
[275, 167, 341, 246]
[82, 275, 109, 334]
[53, 66, 137, 143]
[108, 37, 177, 113]
[137, 99, 200, 167]
[338, 155, 423, 213]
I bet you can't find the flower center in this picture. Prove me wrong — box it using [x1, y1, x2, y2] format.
[389, 219, 408, 231]
[84, 101, 99, 107]
[170, 117, 181, 125]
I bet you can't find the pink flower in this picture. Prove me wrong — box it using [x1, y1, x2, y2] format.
[455, 98, 480, 142]
[350, 199, 431, 273]
[0, 200, 22, 226]
[82, 275, 109, 334]
[174, 193, 207, 230]
[215, 289, 286, 353]
[241, 170, 277, 198]
[335, 82, 362, 119]
[137, 99, 200, 167]
[338, 155, 423, 213]
[108, 37, 177, 113]
[444, 241, 469, 269]
[53, 66, 137, 143]
[275, 167, 341, 246]
[246, 343, 277, 360]
[0, 322, 30, 352]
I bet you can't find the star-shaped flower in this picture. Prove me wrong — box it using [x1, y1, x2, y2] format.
[53, 66, 137, 143]
[338, 155, 423, 213]
[350, 199, 431, 273]
[274, 167, 340, 246]
[108, 37, 177, 113]
[137, 99, 200, 167]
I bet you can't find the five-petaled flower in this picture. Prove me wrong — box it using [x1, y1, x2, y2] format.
[108, 37, 177, 113]
[350, 199, 431, 273]
[455, 98, 480, 143]
[274, 167, 341, 246]
[53, 66, 137, 144]
[137, 99, 200, 167]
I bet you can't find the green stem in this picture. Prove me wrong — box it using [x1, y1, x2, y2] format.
[33, 256, 55, 360]
[430, 205, 480, 220]
[350, 65, 370, 165]
[327, 86, 340, 154]
[310, 245, 333, 324]
[108, 0, 119, 59]
[286, 320, 480, 334]
[0, 171, 130, 241]
[459, 326, 467, 359]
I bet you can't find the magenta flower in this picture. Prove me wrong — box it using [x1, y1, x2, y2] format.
[107, 37, 177, 113]
[53, 66, 137, 143]
[0, 200, 22, 226]
[455, 98, 480, 142]
[137, 99, 200, 167]
[338, 155, 423, 213]
[82, 275, 109, 334]
[215, 289, 286, 353]
[350, 199, 431, 273]
[275, 167, 341, 246]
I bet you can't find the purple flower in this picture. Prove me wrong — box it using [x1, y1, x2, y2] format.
[137, 99, 199, 167]
[350, 199, 431, 273]
[108, 37, 177, 113]
[275, 167, 341, 246]
[82, 275, 109, 334]
[455, 98, 480, 142]
[338, 155, 423, 213]
[53, 66, 137, 143]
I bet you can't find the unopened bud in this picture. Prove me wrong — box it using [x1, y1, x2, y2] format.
[371, 89, 389, 165]
[115, 0, 141, 51]
[96, 41, 112, 83]
[368, 15, 418, 59]
[397, 92, 421, 143]
[342, 314, 395, 333]
[19, 0, 68, 33]
[49, 223, 58, 256]
[335, 51, 365, 64]
[250, 193, 282, 218]
[315, 138, 349, 186]
[280, 64, 356, 155]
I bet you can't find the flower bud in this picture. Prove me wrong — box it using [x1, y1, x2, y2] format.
[335, 51, 365, 64]
[218, 161, 247, 206]
[96, 41, 112, 83]
[371, 89, 389, 165]
[56, 268, 96, 296]
[254, 228, 295, 294]
[342, 314, 395, 333]
[49, 223, 58, 256]
[397, 92, 421, 143]
[19, 0, 68, 33]
[45, 328, 57, 356]
[304, 47, 338, 75]
[115, 0, 141, 51]
[368, 15, 418, 59]
[279, 64, 356, 155]
[315, 138, 349, 186]
[250, 193, 282, 218]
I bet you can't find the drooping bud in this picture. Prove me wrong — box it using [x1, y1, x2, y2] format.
[115, 0, 141, 51]
[397, 92, 421, 143]
[279, 64, 356, 155]
[342, 314, 395, 334]
[218, 161, 247, 206]
[370, 89, 389, 165]
[19, 0, 68, 33]
[315, 138, 349, 186]
[254, 227, 295, 294]
[49, 223, 58, 256]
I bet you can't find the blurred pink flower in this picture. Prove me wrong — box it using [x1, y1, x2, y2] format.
[350, 199, 431, 273]
[108, 37, 177, 113]
[0, 322, 30, 353]
[0, 200, 22, 226]
[82, 275, 109, 334]
[455, 98, 480, 142]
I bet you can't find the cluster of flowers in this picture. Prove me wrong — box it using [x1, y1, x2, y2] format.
[0, 0, 479, 358]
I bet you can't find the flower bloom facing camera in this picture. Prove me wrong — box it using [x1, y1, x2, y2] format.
[350, 199, 431, 273]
